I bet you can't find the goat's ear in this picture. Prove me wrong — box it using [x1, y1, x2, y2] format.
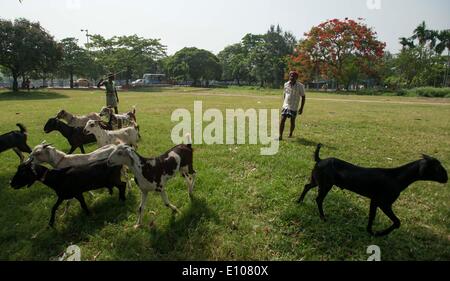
[126, 147, 135, 166]
[43, 143, 52, 149]
[422, 154, 434, 161]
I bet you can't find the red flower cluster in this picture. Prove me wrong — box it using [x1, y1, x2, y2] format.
[289, 18, 386, 83]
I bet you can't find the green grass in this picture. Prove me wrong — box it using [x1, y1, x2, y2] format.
[0, 87, 449, 261]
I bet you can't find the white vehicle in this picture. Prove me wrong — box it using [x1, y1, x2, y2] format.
[131, 79, 144, 87]
[143, 74, 165, 85]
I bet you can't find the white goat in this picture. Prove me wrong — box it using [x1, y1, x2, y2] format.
[57, 109, 102, 128]
[84, 120, 140, 149]
[99, 106, 137, 129]
[30, 142, 133, 191]
[30, 142, 118, 169]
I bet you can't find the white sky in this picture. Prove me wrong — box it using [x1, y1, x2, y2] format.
[2, 0, 450, 55]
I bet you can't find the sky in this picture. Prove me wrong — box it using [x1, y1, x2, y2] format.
[2, 0, 450, 55]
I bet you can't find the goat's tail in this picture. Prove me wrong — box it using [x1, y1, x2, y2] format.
[185, 133, 192, 149]
[16, 123, 28, 135]
[314, 143, 323, 163]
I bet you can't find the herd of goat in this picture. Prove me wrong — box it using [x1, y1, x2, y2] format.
[0, 106, 448, 236]
[2, 106, 195, 228]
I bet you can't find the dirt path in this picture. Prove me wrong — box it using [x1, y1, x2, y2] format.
[173, 91, 450, 106]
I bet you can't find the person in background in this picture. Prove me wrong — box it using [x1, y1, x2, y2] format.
[97, 73, 119, 114]
[279, 71, 306, 141]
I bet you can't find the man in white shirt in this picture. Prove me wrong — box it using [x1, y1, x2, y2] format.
[279, 71, 306, 141]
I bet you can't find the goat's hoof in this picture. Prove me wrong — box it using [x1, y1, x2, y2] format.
[320, 216, 327, 222]
[133, 224, 141, 229]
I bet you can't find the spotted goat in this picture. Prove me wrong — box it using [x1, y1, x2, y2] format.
[107, 134, 196, 228]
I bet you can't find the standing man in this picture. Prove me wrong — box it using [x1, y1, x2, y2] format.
[97, 73, 119, 114]
[279, 71, 306, 141]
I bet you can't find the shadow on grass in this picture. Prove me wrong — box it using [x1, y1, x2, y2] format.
[282, 189, 450, 260]
[293, 138, 337, 150]
[0, 91, 68, 101]
[27, 191, 136, 260]
[148, 196, 220, 260]
[108, 196, 220, 260]
[293, 138, 318, 147]
[0, 169, 135, 260]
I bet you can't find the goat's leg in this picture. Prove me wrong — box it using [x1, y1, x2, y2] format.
[182, 171, 196, 199]
[375, 205, 401, 237]
[367, 201, 378, 235]
[75, 195, 90, 216]
[135, 190, 149, 228]
[159, 188, 179, 214]
[122, 167, 133, 192]
[12, 148, 25, 163]
[68, 146, 76, 155]
[297, 182, 318, 203]
[189, 172, 196, 198]
[316, 185, 332, 221]
[117, 182, 126, 201]
[49, 198, 64, 227]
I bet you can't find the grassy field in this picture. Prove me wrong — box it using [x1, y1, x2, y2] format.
[0, 87, 449, 261]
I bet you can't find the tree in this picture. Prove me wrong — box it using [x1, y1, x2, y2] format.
[435, 30, 450, 86]
[394, 23, 449, 88]
[87, 35, 166, 86]
[0, 18, 61, 91]
[289, 18, 385, 90]
[217, 43, 249, 85]
[165, 47, 222, 87]
[60, 38, 101, 88]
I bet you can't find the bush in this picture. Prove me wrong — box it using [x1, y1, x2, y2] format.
[403, 87, 450, 98]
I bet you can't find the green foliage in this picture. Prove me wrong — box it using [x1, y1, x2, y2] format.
[87, 35, 167, 84]
[393, 22, 450, 88]
[402, 87, 450, 98]
[217, 25, 297, 88]
[59, 38, 101, 87]
[0, 18, 62, 91]
[165, 47, 222, 86]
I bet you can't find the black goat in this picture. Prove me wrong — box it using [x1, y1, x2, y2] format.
[44, 118, 112, 154]
[44, 118, 96, 154]
[10, 160, 126, 227]
[298, 144, 448, 237]
[0, 124, 32, 163]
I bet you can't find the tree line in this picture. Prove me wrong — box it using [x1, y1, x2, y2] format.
[0, 17, 449, 92]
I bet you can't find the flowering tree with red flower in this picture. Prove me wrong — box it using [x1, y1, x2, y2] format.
[289, 18, 386, 90]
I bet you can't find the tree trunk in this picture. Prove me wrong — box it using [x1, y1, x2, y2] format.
[126, 66, 131, 87]
[444, 50, 450, 87]
[70, 72, 74, 89]
[12, 73, 19, 92]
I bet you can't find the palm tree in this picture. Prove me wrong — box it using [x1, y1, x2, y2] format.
[412, 21, 429, 45]
[436, 30, 450, 86]
[399, 37, 415, 50]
